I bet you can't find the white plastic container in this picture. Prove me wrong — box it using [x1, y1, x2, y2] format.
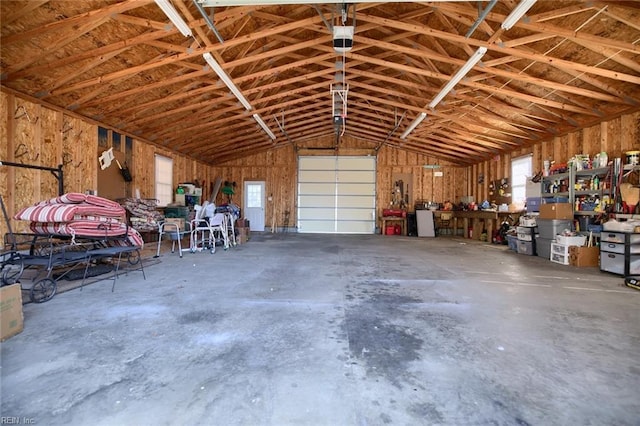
[554, 235, 586, 246]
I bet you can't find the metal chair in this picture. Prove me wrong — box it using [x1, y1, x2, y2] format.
[155, 221, 190, 258]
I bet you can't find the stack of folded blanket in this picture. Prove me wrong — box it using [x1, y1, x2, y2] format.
[117, 198, 163, 232]
[14, 192, 143, 247]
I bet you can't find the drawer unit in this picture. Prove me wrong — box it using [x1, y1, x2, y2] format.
[550, 242, 570, 265]
[600, 252, 640, 276]
[517, 240, 536, 256]
[600, 241, 634, 255]
[517, 225, 538, 242]
[599, 232, 640, 276]
[537, 219, 573, 240]
[517, 232, 537, 241]
[600, 232, 640, 245]
[516, 226, 537, 234]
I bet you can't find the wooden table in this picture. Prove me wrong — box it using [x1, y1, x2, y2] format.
[452, 210, 523, 241]
[380, 216, 407, 236]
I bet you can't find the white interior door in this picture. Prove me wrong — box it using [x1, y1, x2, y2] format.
[244, 181, 265, 231]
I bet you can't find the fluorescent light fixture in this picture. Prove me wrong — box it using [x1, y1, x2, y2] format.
[428, 46, 487, 109]
[253, 114, 276, 140]
[154, 0, 192, 37]
[203, 52, 252, 111]
[400, 112, 427, 139]
[501, 0, 536, 31]
[423, 164, 441, 169]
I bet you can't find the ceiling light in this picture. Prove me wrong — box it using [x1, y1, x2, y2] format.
[400, 112, 427, 139]
[428, 46, 487, 109]
[501, 0, 536, 31]
[253, 114, 276, 140]
[154, 0, 192, 37]
[203, 52, 252, 111]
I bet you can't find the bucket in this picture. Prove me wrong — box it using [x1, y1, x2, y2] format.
[626, 150, 640, 165]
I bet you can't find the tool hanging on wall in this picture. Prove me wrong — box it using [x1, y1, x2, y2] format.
[115, 159, 133, 182]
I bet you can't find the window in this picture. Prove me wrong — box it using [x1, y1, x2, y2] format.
[155, 155, 173, 206]
[511, 155, 533, 205]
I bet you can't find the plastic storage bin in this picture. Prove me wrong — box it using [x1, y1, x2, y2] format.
[550, 243, 570, 265]
[537, 219, 573, 240]
[517, 240, 536, 256]
[536, 237, 553, 260]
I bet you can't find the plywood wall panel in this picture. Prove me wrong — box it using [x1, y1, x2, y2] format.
[620, 112, 639, 154]
[605, 118, 622, 159]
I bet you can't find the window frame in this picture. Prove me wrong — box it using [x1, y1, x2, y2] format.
[511, 154, 533, 205]
[154, 154, 173, 207]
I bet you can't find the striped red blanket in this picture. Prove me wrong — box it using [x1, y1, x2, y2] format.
[15, 193, 125, 222]
[14, 193, 143, 247]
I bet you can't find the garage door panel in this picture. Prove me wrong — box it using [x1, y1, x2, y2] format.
[299, 182, 336, 195]
[299, 157, 336, 170]
[299, 170, 336, 182]
[337, 170, 375, 182]
[336, 208, 374, 221]
[299, 195, 335, 207]
[298, 207, 335, 220]
[337, 157, 374, 170]
[338, 183, 376, 195]
[336, 221, 375, 233]
[337, 195, 375, 208]
[298, 220, 336, 233]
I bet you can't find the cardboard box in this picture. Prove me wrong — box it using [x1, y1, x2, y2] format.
[164, 217, 185, 230]
[1, 284, 24, 341]
[569, 246, 599, 267]
[235, 226, 249, 244]
[174, 193, 186, 206]
[539, 203, 574, 220]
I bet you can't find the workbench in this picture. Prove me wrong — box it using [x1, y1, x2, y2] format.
[380, 216, 407, 236]
[450, 210, 523, 240]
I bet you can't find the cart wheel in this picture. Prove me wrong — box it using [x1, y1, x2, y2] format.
[30, 278, 57, 303]
[127, 251, 140, 265]
[1, 253, 24, 285]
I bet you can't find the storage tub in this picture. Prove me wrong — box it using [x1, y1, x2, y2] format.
[536, 237, 553, 260]
[555, 235, 587, 246]
[506, 235, 518, 251]
[537, 219, 573, 240]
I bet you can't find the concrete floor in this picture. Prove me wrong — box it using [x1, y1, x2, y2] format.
[1, 233, 639, 425]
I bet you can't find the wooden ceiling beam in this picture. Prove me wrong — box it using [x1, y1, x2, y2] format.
[1, 0, 153, 45]
[358, 13, 640, 84]
[81, 69, 211, 108]
[3, 15, 111, 78]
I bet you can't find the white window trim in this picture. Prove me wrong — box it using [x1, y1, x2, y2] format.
[511, 154, 533, 205]
[155, 154, 173, 207]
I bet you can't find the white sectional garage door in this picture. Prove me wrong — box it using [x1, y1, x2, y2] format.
[297, 156, 376, 234]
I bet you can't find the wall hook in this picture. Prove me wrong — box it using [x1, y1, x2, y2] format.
[14, 143, 28, 158]
[14, 105, 39, 124]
